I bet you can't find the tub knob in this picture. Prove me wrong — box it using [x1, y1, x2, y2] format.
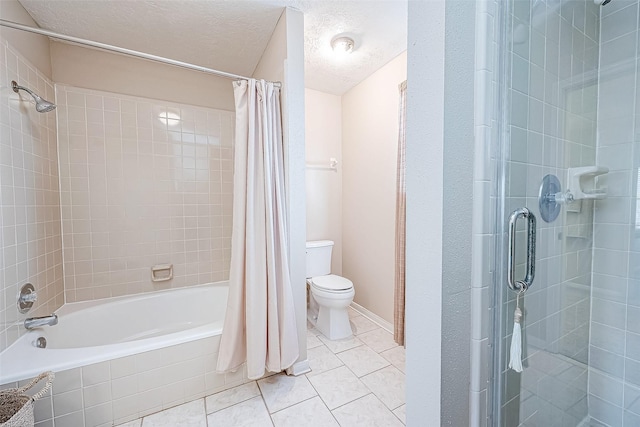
[18, 283, 37, 313]
[35, 337, 47, 348]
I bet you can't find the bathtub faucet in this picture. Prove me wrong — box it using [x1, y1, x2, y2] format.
[24, 314, 58, 330]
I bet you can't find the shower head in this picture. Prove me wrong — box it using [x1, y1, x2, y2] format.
[11, 80, 56, 113]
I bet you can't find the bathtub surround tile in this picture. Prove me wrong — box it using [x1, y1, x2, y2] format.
[183, 375, 207, 403]
[271, 396, 339, 427]
[331, 393, 404, 427]
[52, 388, 84, 416]
[306, 344, 344, 377]
[53, 410, 85, 427]
[317, 334, 363, 354]
[357, 328, 398, 353]
[83, 381, 112, 407]
[160, 381, 186, 410]
[55, 85, 234, 304]
[111, 355, 138, 379]
[136, 350, 164, 373]
[33, 394, 53, 423]
[337, 345, 390, 377]
[138, 368, 165, 392]
[308, 366, 370, 410]
[112, 374, 139, 400]
[82, 361, 111, 386]
[257, 373, 318, 413]
[138, 387, 164, 418]
[115, 421, 141, 427]
[206, 396, 273, 427]
[113, 394, 139, 424]
[84, 402, 113, 427]
[205, 381, 261, 413]
[52, 368, 82, 395]
[361, 365, 406, 410]
[141, 399, 206, 427]
[205, 372, 226, 393]
[0, 41, 63, 353]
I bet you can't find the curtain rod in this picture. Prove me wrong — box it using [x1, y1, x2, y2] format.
[0, 19, 281, 87]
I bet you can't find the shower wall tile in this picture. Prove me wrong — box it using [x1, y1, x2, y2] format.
[55, 85, 234, 302]
[590, 0, 640, 424]
[0, 39, 64, 352]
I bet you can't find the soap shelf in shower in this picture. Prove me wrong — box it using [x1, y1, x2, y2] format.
[151, 264, 173, 282]
[567, 166, 609, 201]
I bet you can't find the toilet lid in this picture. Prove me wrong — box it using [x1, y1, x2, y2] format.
[311, 274, 353, 291]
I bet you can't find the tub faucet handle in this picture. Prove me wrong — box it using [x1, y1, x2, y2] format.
[18, 283, 37, 313]
[20, 291, 38, 303]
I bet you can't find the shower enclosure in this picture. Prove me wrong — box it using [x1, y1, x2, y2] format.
[490, 0, 640, 425]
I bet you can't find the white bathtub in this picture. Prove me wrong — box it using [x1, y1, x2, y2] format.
[0, 282, 228, 384]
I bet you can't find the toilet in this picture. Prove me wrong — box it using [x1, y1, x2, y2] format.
[306, 240, 355, 340]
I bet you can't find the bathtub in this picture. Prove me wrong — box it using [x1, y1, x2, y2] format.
[1, 282, 227, 384]
[0, 282, 250, 426]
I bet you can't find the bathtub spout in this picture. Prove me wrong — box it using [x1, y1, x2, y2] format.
[24, 314, 58, 330]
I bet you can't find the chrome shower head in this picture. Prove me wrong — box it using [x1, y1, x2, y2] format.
[11, 80, 56, 113]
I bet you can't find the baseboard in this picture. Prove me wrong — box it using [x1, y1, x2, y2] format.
[286, 359, 311, 376]
[350, 302, 393, 333]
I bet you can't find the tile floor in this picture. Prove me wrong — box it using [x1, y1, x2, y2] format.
[117, 308, 405, 426]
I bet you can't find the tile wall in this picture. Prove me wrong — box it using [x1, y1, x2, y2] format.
[0, 38, 63, 352]
[55, 85, 234, 302]
[0, 335, 248, 427]
[589, 1, 640, 425]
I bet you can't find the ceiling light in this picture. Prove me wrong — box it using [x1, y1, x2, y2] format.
[331, 36, 354, 55]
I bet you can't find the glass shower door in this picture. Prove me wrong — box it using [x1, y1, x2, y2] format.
[493, 0, 640, 426]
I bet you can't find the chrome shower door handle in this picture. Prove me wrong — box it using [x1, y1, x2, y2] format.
[508, 207, 536, 292]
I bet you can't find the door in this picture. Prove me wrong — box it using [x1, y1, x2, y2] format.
[492, 0, 640, 426]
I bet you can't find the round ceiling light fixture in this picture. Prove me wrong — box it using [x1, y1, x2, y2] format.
[331, 36, 355, 55]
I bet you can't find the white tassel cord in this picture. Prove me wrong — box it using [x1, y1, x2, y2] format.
[508, 289, 524, 373]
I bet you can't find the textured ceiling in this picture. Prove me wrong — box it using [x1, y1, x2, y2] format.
[17, 0, 407, 95]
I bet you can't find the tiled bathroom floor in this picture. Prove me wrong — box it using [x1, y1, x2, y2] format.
[117, 308, 405, 426]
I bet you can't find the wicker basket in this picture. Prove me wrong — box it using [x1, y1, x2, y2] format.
[0, 372, 54, 427]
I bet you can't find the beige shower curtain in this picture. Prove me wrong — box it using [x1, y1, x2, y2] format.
[217, 79, 299, 380]
[394, 81, 407, 346]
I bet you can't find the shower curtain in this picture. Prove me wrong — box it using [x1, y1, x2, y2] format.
[217, 79, 299, 380]
[394, 81, 407, 346]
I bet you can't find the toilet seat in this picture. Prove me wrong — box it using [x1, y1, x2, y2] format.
[310, 274, 353, 293]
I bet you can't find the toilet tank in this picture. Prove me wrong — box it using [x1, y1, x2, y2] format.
[306, 240, 334, 278]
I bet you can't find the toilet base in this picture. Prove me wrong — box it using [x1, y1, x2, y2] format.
[316, 305, 353, 340]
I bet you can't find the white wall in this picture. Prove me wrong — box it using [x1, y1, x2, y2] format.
[405, 1, 444, 425]
[0, 0, 52, 78]
[51, 42, 234, 110]
[341, 51, 406, 324]
[305, 88, 342, 274]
